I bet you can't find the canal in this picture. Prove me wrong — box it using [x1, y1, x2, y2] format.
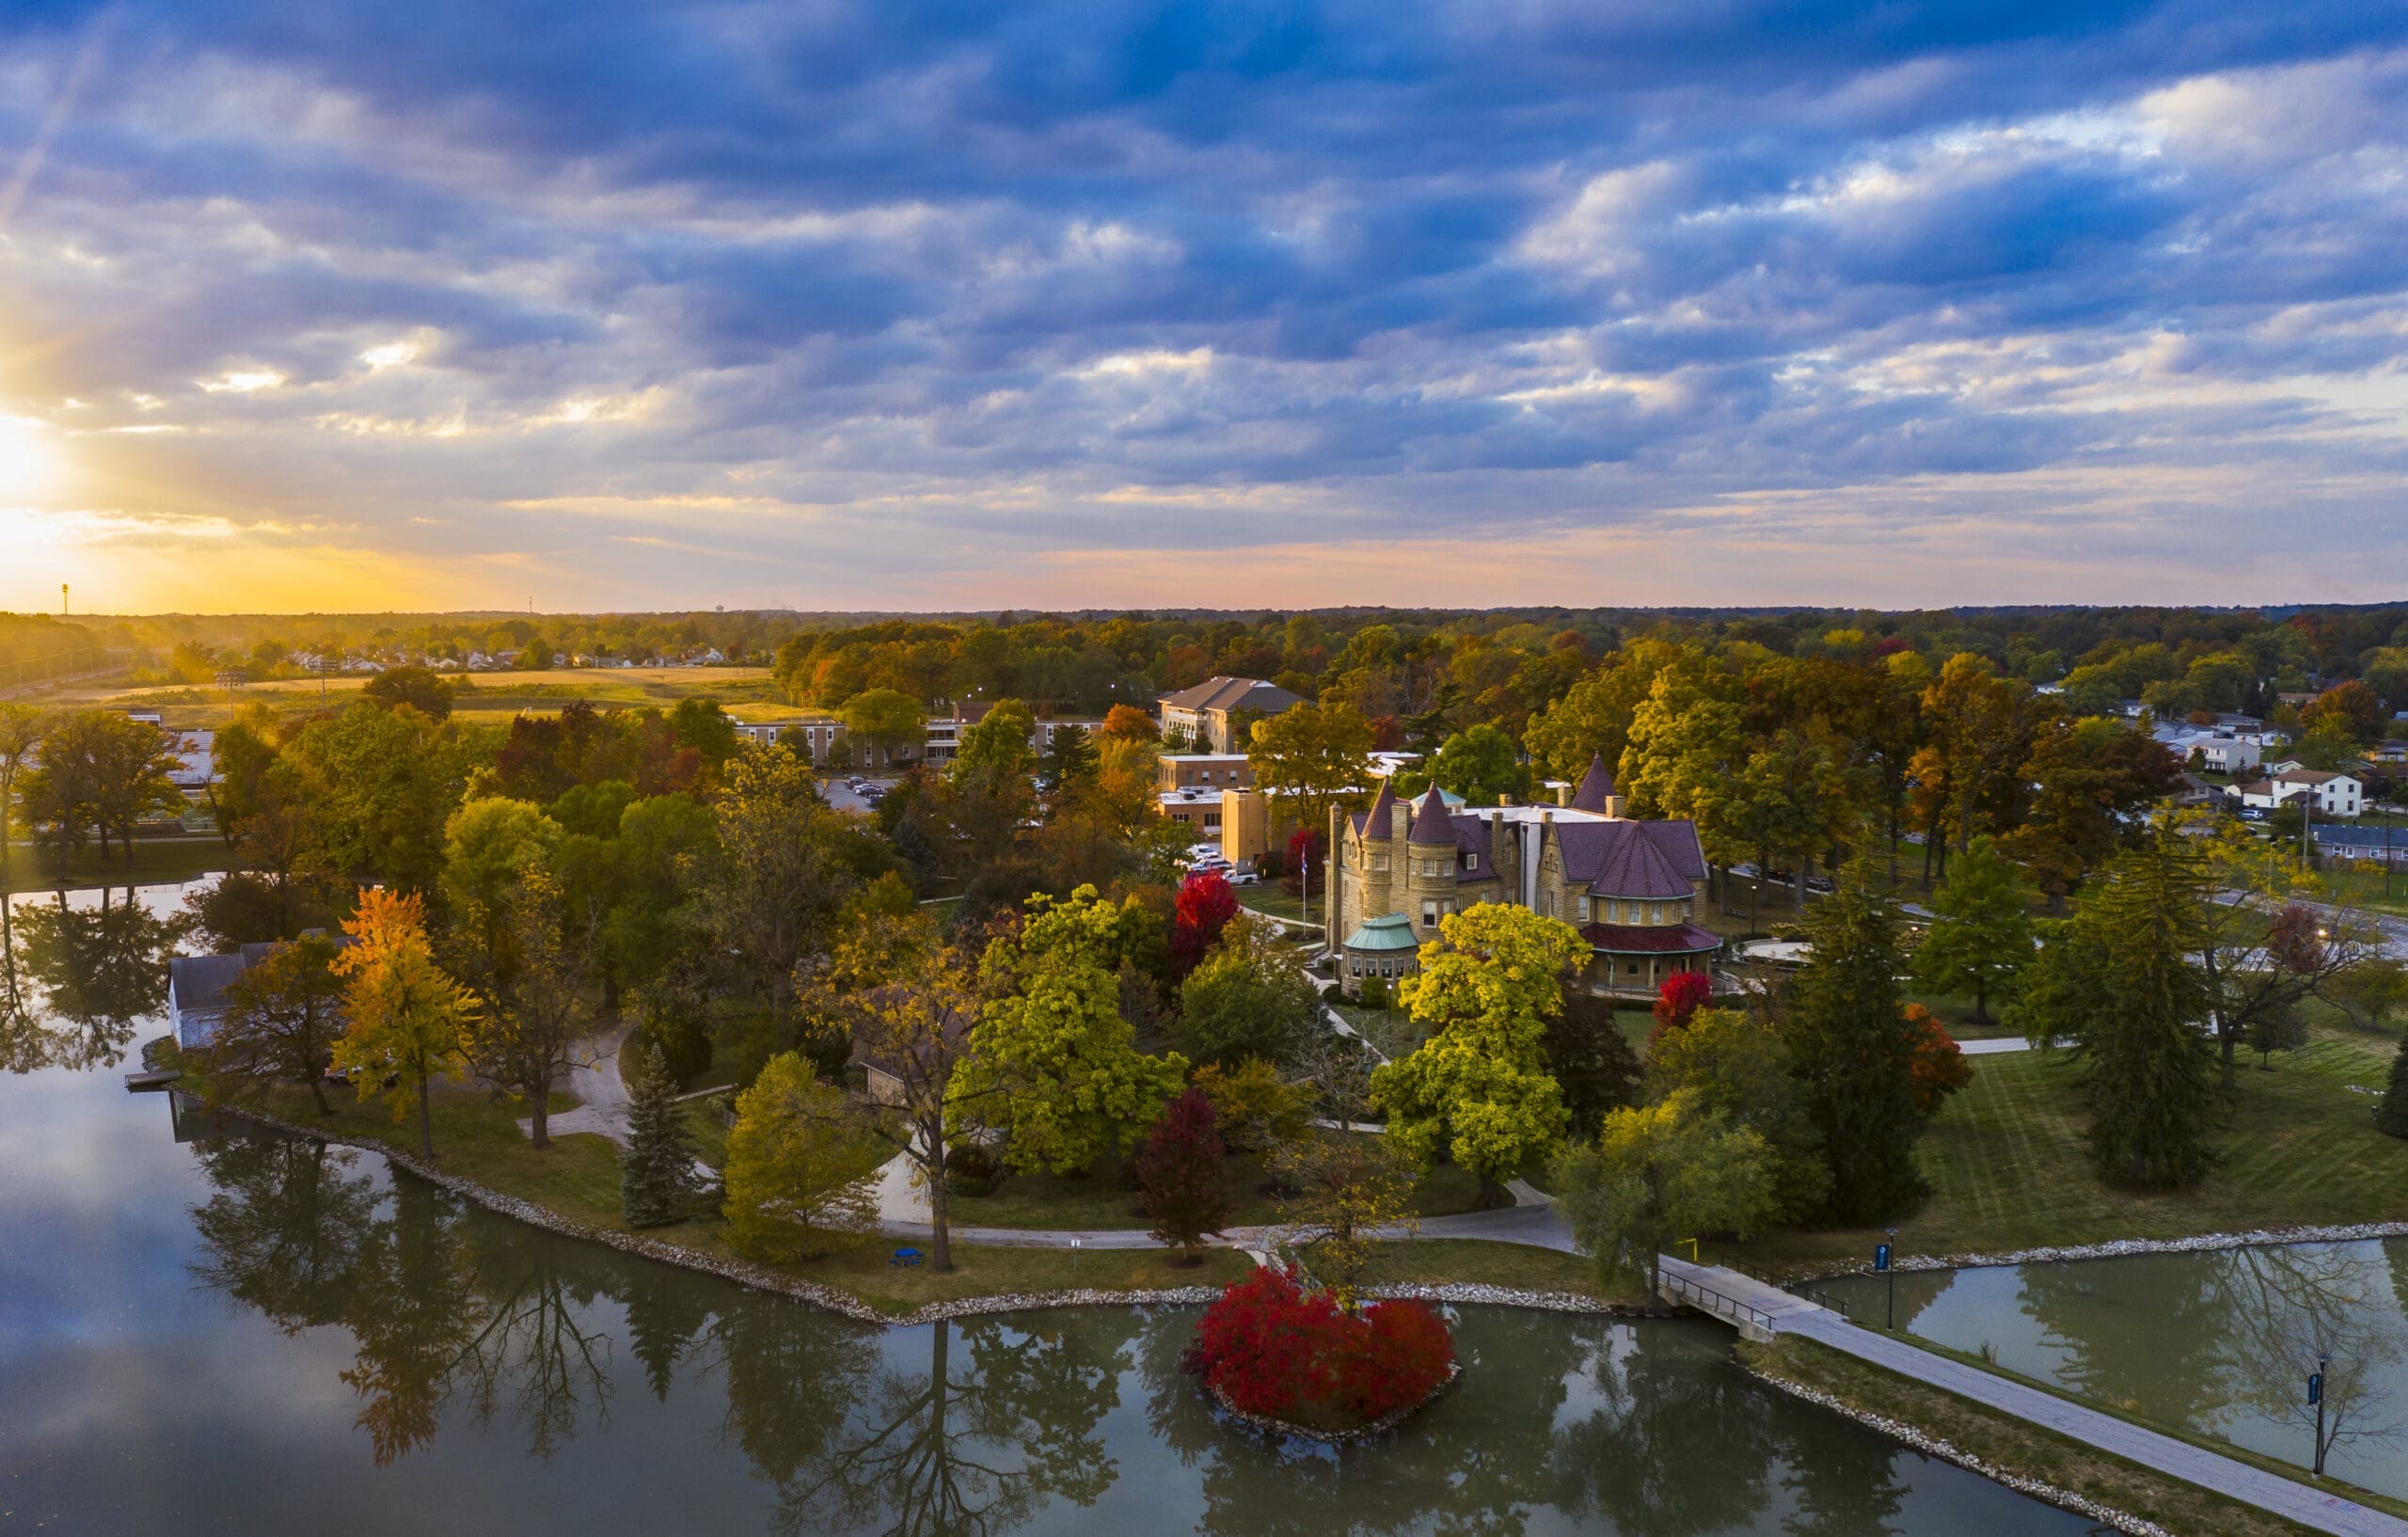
[2, 880, 2109, 1533]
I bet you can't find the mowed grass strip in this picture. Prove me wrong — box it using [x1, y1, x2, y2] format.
[1738, 1335, 2332, 1537]
[1712, 1025, 2408, 1276]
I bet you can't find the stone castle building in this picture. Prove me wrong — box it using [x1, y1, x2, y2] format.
[1326, 756, 1717, 999]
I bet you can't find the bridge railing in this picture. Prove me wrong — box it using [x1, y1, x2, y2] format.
[1656, 1267, 1778, 1334]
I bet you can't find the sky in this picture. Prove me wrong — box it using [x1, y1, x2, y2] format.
[1, 1, 2405, 616]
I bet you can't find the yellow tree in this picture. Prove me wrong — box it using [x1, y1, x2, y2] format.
[1370, 903, 1588, 1205]
[331, 889, 474, 1161]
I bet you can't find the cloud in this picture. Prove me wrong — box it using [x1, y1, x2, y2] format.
[0, 3, 2403, 610]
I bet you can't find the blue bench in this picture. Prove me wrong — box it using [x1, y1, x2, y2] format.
[890, 1247, 922, 1268]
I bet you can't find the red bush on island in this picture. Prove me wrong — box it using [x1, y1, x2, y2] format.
[1183, 1265, 1455, 1430]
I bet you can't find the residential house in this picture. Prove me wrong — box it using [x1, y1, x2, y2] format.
[166, 936, 351, 1051]
[1325, 756, 1716, 999]
[2237, 768, 2364, 817]
[1155, 676, 1305, 753]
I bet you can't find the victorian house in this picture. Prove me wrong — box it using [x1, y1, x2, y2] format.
[1326, 756, 1717, 999]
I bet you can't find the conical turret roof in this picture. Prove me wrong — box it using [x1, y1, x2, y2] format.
[1408, 783, 1457, 845]
[1569, 753, 1616, 814]
[1359, 780, 1397, 839]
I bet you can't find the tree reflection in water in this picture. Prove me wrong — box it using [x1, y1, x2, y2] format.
[0, 889, 182, 1071]
[186, 1131, 615, 1466]
[770, 1312, 1130, 1537]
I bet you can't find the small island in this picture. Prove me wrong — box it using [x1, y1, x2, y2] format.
[1182, 1265, 1458, 1442]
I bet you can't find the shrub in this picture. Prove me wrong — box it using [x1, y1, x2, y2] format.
[1356, 974, 1391, 1011]
[1904, 1003, 1972, 1115]
[1183, 1265, 1453, 1425]
[1647, 971, 1712, 1048]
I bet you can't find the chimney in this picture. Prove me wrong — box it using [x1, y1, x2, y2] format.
[1554, 784, 1571, 808]
[1602, 794, 1624, 820]
[1498, 793, 1513, 807]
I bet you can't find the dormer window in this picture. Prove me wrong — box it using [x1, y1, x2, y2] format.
[1465, 853, 1478, 871]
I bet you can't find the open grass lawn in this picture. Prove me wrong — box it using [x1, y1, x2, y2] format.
[2310, 865, 2408, 921]
[1708, 1025, 2408, 1277]
[1356, 1238, 1647, 1306]
[944, 1143, 1486, 1229]
[1739, 1335, 2345, 1537]
[2, 834, 231, 895]
[1901, 989, 2023, 1040]
[249, 1084, 628, 1228]
[76, 666, 786, 729]
[1235, 886, 1320, 926]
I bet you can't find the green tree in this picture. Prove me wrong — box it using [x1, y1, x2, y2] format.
[329, 889, 475, 1161]
[1245, 700, 1375, 846]
[2003, 716, 2181, 912]
[842, 688, 925, 767]
[1521, 638, 1691, 782]
[2375, 1038, 2408, 1141]
[2012, 839, 2219, 1188]
[668, 695, 739, 773]
[0, 704, 43, 881]
[1270, 1131, 1418, 1310]
[361, 665, 456, 720]
[1370, 904, 1586, 1203]
[949, 886, 1188, 1174]
[1642, 1006, 1830, 1221]
[21, 708, 183, 864]
[1402, 724, 1531, 807]
[1554, 1091, 1777, 1293]
[1039, 722, 1100, 791]
[1781, 869, 1925, 1223]
[1544, 991, 1641, 1141]
[200, 931, 349, 1114]
[458, 862, 590, 1150]
[721, 1052, 879, 1261]
[698, 745, 859, 1030]
[621, 1038, 701, 1228]
[1910, 834, 2034, 1023]
[1172, 913, 1321, 1068]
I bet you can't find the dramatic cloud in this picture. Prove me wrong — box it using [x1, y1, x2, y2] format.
[0, 1, 2403, 610]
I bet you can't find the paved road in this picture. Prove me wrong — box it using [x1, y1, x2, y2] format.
[1658, 1257, 2408, 1537]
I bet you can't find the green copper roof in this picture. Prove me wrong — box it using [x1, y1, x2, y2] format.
[1342, 912, 1419, 952]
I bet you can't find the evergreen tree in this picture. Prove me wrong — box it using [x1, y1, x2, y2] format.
[621, 1039, 700, 1228]
[1910, 834, 2034, 1023]
[2014, 839, 2218, 1188]
[1040, 723, 1100, 791]
[1781, 866, 1926, 1224]
[2375, 1037, 2408, 1141]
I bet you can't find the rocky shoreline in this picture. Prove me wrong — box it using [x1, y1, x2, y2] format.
[224, 1101, 1655, 1328]
[1202, 1360, 1465, 1446]
[1741, 1364, 2173, 1537]
[1803, 1221, 2408, 1283]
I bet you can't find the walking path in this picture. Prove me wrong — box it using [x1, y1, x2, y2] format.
[518, 1026, 630, 1145]
[1656, 1257, 2408, 1537]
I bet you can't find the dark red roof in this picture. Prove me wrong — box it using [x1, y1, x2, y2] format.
[1407, 784, 1457, 845]
[1569, 753, 1616, 813]
[1580, 922, 1722, 955]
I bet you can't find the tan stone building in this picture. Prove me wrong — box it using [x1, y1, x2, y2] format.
[1326, 756, 1716, 999]
[1156, 676, 1304, 753]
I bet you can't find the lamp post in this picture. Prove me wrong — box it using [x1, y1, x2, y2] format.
[2310, 1354, 2329, 1477]
[1877, 1229, 1898, 1332]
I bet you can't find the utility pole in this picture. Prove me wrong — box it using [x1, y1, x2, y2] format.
[60, 583, 68, 616]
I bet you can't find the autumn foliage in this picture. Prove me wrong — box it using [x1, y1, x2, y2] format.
[1904, 1004, 1972, 1115]
[1647, 970, 1713, 1048]
[1137, 1087, 1234, 1260]
[1183, 1265, 1454, 1425]
[1284, 826, 1325, 897]
[1170, 870, 1240, 976]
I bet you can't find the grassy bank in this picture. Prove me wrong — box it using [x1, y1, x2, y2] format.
[945, 1144, 1484, 1230]
[1705, 1025, 2408, 1276]
[1738, 1334, 2348, 1537]
[2, 834, 231, 895]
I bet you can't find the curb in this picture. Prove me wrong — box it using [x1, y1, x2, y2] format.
[1800, 1222, 2408, 1283]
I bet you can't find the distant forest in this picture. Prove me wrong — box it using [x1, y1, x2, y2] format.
[18, 603, 2405, 728]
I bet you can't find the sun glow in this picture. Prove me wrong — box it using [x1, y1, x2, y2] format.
[0, 414, 65, 501]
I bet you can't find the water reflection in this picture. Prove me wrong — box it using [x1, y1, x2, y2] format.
[166, 1101, 2104, 1534]
[1, 884, 187, 1070]
[1824, 1241, 2408, 1500]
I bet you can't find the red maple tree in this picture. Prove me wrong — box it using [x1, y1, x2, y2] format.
[1647, 970, 1713, 1049]
[1184, 1265, 1453, 1422]
[1905, 1003, 1972, 1114]
[1138, 1087, 1235, 1262]
[1171, 870, 1240, 976]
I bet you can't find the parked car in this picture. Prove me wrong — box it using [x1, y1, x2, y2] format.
[1229, 871, 1261, 886]
[1729, 863, 1760, 879]
[1804, 875, 1836, 895]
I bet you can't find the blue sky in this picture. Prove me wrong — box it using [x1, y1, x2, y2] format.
[1, 1, 2404, 612]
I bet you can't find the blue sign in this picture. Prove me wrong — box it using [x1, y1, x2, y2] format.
[2308, 1372, 2324, 1406]
[1875, 1244, 1892, 1273]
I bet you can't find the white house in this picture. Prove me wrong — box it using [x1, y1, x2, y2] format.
[2237, 768, 2363, 817]
[2196, 736, 2261, 774]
